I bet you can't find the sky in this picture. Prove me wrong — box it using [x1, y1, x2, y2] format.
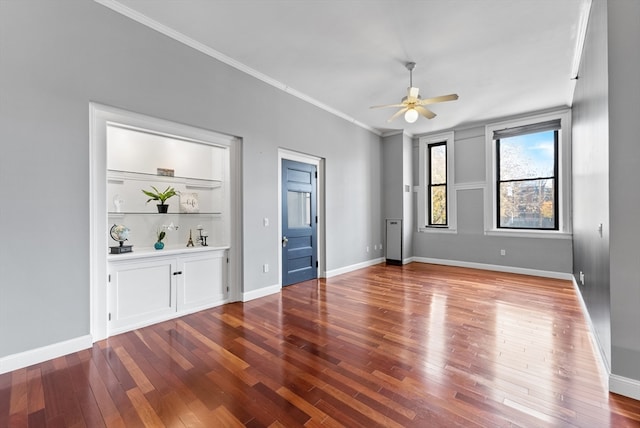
[500, 130, 555, 178]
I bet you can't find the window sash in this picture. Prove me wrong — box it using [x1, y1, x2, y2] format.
[428, 142, 447, 226]
[496, 129, 559, 230]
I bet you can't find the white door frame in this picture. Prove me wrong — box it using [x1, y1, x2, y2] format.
[89, 103, 242, 341]
[277, 148, 325, 283]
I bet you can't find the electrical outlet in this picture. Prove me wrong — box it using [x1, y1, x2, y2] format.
[500, 249, 506, 256]
[366, 246, 369, 253]
[263, 217, 269, 227]
[263, 264, 269, 273]
[380, 243, 383, 250]
[374, 244, 378, 250]
[579, 271, 585, 285]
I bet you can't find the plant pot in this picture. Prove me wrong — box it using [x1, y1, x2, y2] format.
[154, 241, 165, 250]
[157, 204, 168, 213]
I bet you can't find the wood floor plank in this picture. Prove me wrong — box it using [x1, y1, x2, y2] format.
[9, 369, 27, 421]
[0, 372, 12, 428]
[25, 368, 44, 416]
[1, 262, 639, 427]
[126, 386, 166, 427]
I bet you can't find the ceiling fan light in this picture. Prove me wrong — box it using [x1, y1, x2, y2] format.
[404, 108, 419, 123]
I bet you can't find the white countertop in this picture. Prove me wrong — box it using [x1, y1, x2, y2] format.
[107, 245, 229, 261]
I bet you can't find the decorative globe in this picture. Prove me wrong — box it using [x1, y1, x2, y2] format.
[110, 224, 130, 243]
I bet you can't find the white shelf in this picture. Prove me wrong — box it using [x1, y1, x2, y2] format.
[108, 245, 229, 261]
[107, 169, 222, 187]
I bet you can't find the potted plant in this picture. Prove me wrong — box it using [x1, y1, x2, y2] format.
[154, 228, 166, 250]
[142, 186, 177, 213]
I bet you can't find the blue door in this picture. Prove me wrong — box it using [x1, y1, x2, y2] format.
[282, 159, 317, 286]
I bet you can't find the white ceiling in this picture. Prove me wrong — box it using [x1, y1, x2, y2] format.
[100, 0, 590, 136]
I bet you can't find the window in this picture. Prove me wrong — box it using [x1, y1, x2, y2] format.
[428, 142, 447, 226]
[418, 132, 455, 232]
[496, 121, 558, 230]
[485, 110, 571, 236]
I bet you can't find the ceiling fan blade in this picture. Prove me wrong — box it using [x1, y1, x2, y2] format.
[369, 103, 406, 109]
[418, 94, 459, 105]
[415, 106, 436, 119]
[387, 107, 408, 122]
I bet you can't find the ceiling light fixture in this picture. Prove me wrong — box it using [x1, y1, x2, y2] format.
[404, 108, 419, 123]
[370, 62, 459, 123]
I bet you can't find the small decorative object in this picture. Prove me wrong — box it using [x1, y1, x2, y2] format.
[154, 228, 166, 250]
[196, 225, 208, 246]
[142, 186, 177, 213]
[109, 224, 133, 254]
[113, 194, 124, 213]
[157, 168, 174, 177]
[180, 192, 199, 213]
[186, 229, 194, 247]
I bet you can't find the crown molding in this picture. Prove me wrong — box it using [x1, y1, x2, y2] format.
[94, 0, 381, 136]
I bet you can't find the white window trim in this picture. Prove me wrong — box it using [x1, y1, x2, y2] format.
[484, 109, 572, 239]
[418, 131, 456, 233]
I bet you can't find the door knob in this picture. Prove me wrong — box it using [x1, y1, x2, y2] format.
[282, 236, 288, 247]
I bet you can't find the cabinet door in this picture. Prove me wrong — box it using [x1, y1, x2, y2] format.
[178, 250, 227, 312]
[108, 258, 177, 335]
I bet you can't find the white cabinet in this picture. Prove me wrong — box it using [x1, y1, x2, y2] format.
[179, 250, 227, 312]
[108, 257, 177, 333]
[108, 248, 228, 335]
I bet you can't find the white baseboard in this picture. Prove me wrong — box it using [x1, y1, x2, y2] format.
[243, 283, 281, 302]
[570, 280, 640, 401]
[570, 277, 611, 376]
[610, 374, 640, 400]
[412, 257, 573, 280]
[0, 334, 93, 375]
[325, 257, 384, 278]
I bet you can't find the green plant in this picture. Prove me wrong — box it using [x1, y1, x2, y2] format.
[142, 186, 177, 205]
[156, 228, 166, 242]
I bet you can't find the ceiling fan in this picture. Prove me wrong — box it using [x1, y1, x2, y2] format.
[370, 62, 459, 123]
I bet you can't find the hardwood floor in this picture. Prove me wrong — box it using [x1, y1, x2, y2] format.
[1, 263, 639, 427]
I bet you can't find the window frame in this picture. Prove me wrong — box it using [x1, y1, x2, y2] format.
[418, 131, 456, 233]
[428, 141, 448, 226]
[485, 110, 572, 238]
[496, 128, 559, 230]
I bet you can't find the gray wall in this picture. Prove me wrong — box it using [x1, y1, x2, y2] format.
[607, 0, 640, 382]
[381, 132, 413, 262]
[382, 133, 404, 260]
[0, 1, 382, 358]
[382, 134, 404, 220]
[571, 0, 611, 367]
[573, 0, 640, 384]
[412, 126, 573, 273]
[402, 133, 414, 260]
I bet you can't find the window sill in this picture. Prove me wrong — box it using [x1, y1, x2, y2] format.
[484, 229, 572, 239]
[418, 226, 458, 234]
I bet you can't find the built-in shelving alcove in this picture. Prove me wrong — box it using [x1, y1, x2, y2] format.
[89, 103, 242, 340]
